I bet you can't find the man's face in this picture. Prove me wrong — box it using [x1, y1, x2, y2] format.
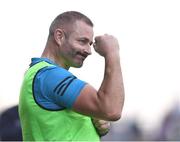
[60, 20, 94, 68]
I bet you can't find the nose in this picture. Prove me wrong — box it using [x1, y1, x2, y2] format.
[84, 46, 92, 55]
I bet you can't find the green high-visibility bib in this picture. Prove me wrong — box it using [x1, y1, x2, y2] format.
[19, 61, 100, 141]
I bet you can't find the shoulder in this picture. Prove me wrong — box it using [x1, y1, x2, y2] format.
[33, 65, 87, 109]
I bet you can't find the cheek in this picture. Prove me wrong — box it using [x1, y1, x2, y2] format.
[63, 40, 83, 56]
[63, 42, 77, 56]
[68, 42, 82, 53]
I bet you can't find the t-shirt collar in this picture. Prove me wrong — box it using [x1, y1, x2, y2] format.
[30, 57, 58, 67]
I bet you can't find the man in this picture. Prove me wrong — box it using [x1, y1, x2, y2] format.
[19, 11, 125, 141]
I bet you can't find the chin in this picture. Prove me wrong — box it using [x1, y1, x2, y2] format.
[72, 62, 83, 68]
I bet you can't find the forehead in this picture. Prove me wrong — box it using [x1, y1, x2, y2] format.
[69, 20, 94, 40]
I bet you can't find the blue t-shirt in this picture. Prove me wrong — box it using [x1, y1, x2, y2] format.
[31, 58, 86, 110]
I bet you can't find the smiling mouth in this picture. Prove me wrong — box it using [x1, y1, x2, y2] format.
[77, 53, 88, 59]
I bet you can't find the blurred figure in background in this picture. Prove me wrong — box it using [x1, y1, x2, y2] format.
[0, 105, 22, 141]
[157, 101, 180, 141]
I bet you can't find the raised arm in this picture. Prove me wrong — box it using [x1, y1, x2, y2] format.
[72, 34, 125, 121]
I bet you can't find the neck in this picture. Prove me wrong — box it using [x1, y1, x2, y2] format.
[41, 40, 70, 70]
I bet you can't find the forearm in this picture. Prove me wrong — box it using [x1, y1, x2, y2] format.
[97, 53, 125, 120]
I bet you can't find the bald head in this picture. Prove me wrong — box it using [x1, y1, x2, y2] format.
[49, 11, 93, 38]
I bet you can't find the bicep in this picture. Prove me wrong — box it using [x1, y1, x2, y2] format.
[72, 84, 102, 118]
[38, 66, 105, 118]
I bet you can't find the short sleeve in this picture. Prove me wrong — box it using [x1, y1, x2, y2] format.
[34, 66, 86, 109]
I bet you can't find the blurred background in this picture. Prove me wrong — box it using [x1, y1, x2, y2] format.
[0, 0, 180, 141]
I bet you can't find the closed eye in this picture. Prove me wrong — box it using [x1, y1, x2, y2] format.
[79, 39, 87, 44]
[78, 39, 87, 44]
[78, 38, 93, 46]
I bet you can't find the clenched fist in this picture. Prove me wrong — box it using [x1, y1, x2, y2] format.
[92, 118, 111, 136]
[93, 34, 119, 57]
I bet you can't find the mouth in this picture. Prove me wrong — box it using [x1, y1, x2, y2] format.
[77, 53, 88, 60]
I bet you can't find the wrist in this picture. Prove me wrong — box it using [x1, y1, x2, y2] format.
[104, 51, 120, 59]
[104, 52, 120, 65]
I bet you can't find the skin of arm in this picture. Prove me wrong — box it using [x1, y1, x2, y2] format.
[72, 34, 125, 121]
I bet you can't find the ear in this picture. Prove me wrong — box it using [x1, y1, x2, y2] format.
[54, 28, 64, 46]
